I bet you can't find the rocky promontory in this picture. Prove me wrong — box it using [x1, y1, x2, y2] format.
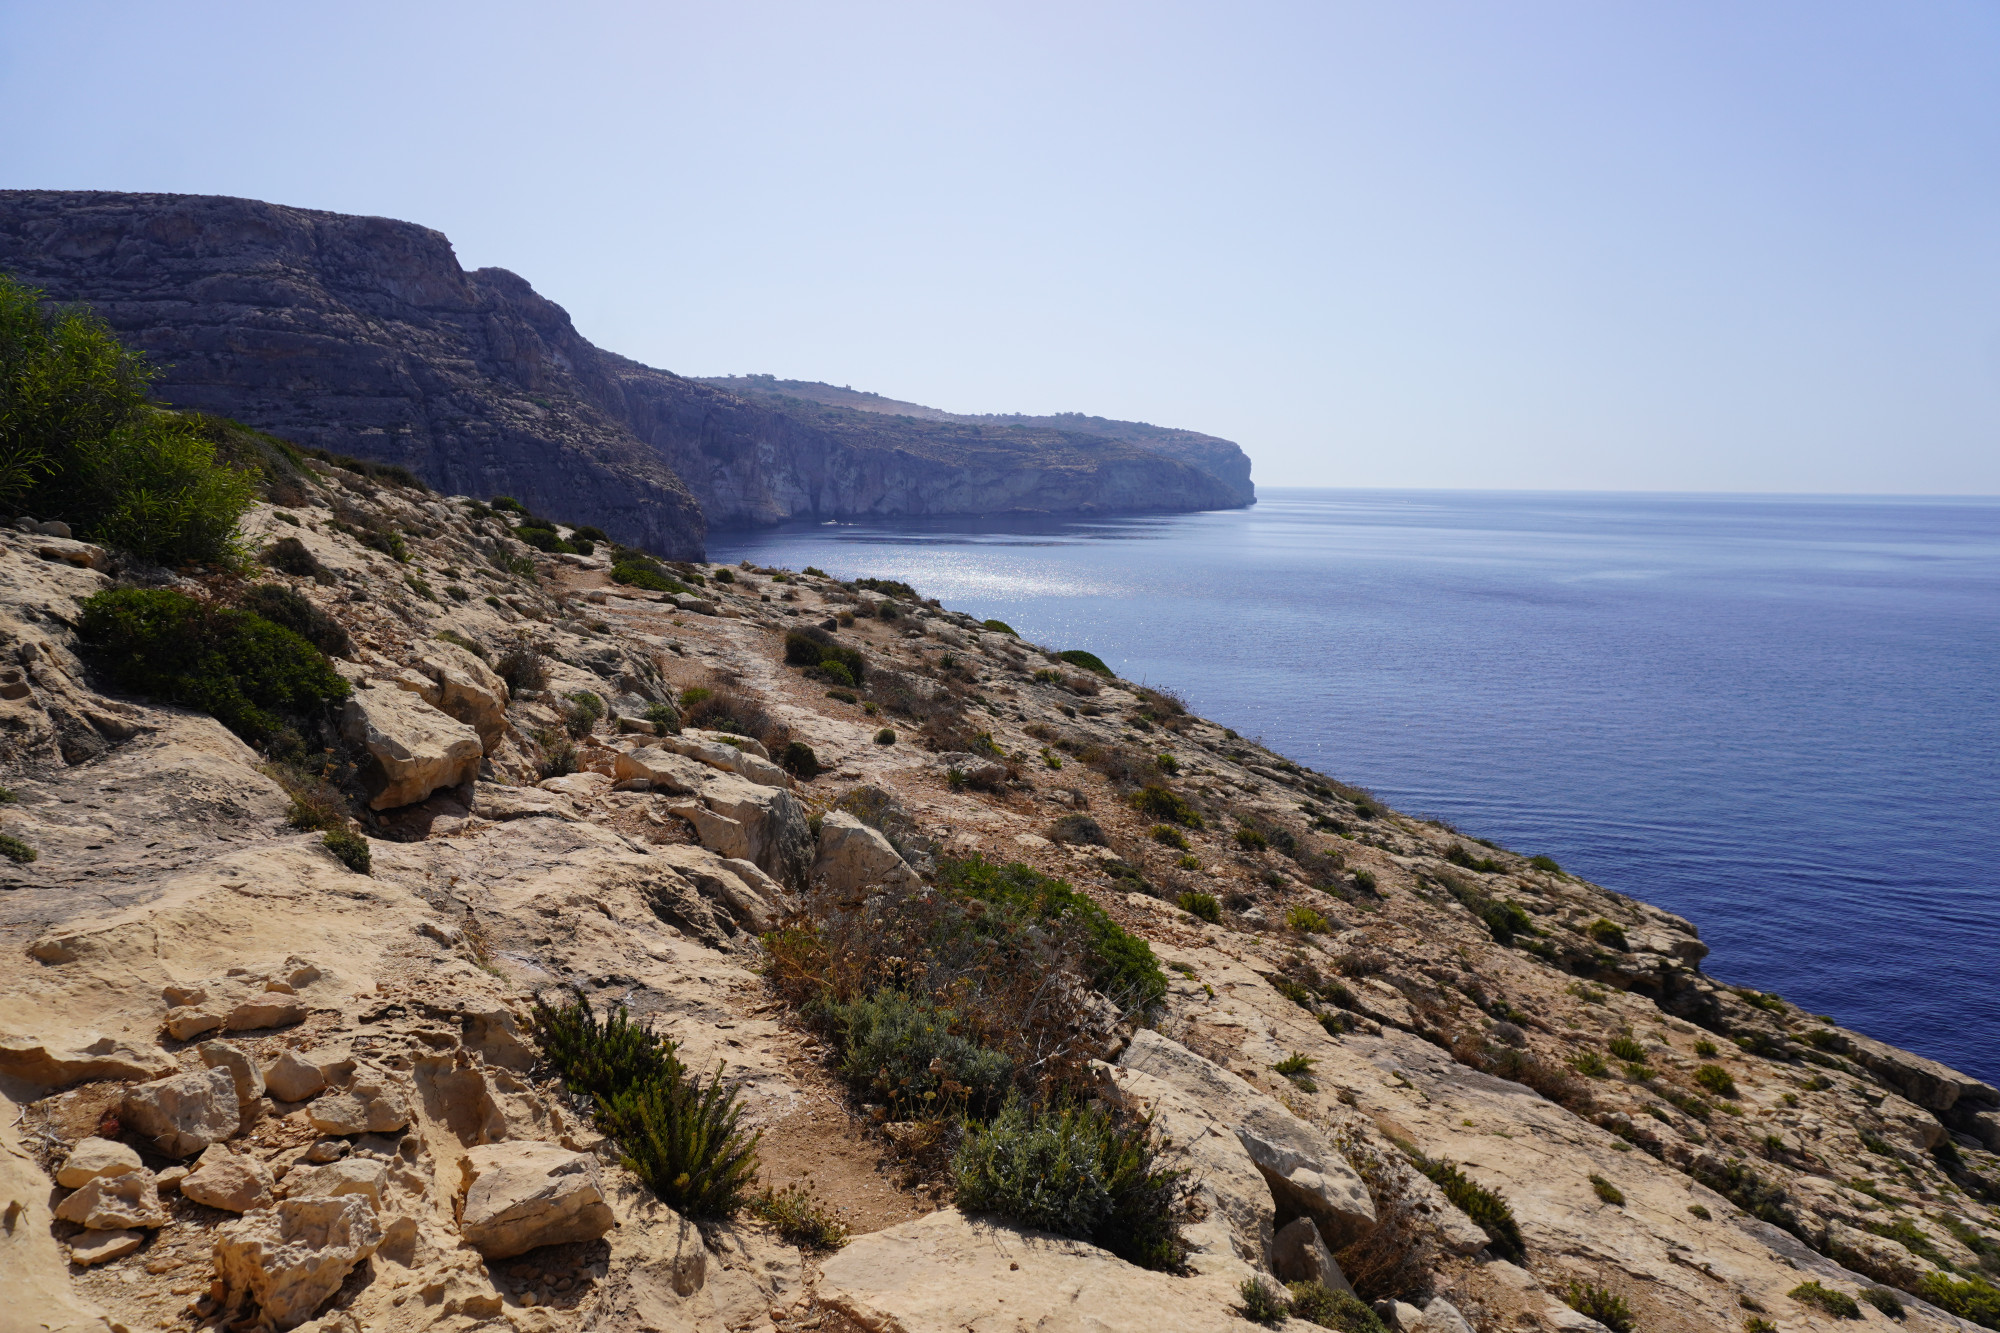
[0, 191, 1254, 559]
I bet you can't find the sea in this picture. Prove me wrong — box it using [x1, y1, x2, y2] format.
[709, 489, 2000, 1084]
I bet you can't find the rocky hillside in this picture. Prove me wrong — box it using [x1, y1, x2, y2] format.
[3, 459, 1999, 1333]
[0, 191, 1253, 556]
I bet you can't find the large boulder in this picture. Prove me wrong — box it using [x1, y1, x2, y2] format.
[68, 1228, 145, 1266]
[340, 686, 482, 810]
[0, 1032, 175, 1089]
[409, 642, 510, 752]
[306, 1063, 411, 1135]
[55, 1136, 143, 1188]
[1116, 1030, 1375, 1245]
[54, 1168, 168, 1229]
[181, 1144, 277, 1213]
[458, 1141, 615, 1258]
[214, 1194, 383, 1330]
[1272, 1217, 1355, 1295]
[673, 774, 812, 889]
[122, 1066, 241, 1158]
[815, 1208, 1251, 1333]
[264, 1049, 330, 1103]
[812, 809, 923, 902]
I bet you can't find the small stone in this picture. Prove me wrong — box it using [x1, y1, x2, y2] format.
[458, 1141, 613, 1259]
[199, 1040, 266, 1106]
[306, 1065, 410, 1135]
[121, 1066, 240, 1157]
[55, 1136, 143, 1188]
[285, 1156, 387, 1212]
[264, 1049, 329, 1103]
[55, 1169, 168, 1229]
[181, 1144, 277, 1213]
[156, 1165, 189, 1193]
[225, 996, 306, 1032]
[69, 1228, 144, 1266]
[163, 1006, 226, 1041]
[303, 1138, 350, 1164]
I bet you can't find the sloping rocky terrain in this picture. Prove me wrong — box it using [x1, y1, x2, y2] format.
[0, 191, 1253, 555]
[2, 458, 1998, 1333]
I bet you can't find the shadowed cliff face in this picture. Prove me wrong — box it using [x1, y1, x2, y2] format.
[0, 191, 1254, 553]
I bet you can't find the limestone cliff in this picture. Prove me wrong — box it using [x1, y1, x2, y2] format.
[0, 191, 1253, 554]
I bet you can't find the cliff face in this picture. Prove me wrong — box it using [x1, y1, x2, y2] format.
[0, 191, 1253, 550]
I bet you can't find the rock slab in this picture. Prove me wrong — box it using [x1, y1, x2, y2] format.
[121, 1066, 241, 1158]
[458, 1140, 614, 1258]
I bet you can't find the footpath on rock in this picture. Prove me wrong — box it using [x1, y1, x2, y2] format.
[4, 297, 2000, 1333]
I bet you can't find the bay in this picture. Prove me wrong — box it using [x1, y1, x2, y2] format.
[710, 488, 2000, 1082]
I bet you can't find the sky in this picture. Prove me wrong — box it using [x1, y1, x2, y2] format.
[3, 2, 1997, 493]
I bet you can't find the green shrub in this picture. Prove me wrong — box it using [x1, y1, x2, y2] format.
[563, 689, 605, 739]
[1694, 1065, 1738, 1097]
[1528, 854, 1561, 872]
[495, 642, 548, 692]
[1788, 1280, 1861, 1319]
[749, 1184, 849, 1251]
[1154, 753, 1180, 775]
[531, 995, 758, 1217]
[1589, 1173, 1625, 1205]
[1608, 1036, 1645, 1062]
[1688, 1203, 1711, 1220]
[982, 619, 1016, 635]
[1234, 826, 1267, 851]
[1130, 785, 1203, 828]
[264, 535, 323, 577]
[1445, 844, 1501, 873]
[78, 588, 349, 743]
[1351, 868, 1377, 892]
[780, 741, 820, 779]
[321, 828, 371, 874]
[938, 856, 1167, 1010]
[0, 832, 37, 863]
[237, 583, 352, 657]
[1744, 1319, 1777, 1333]
[954, 1098, 1189, 1271]
[643, 701, 681, 733]
[1274, 1052, 1318, 1092]
[1917, 1273, 2000, 1324]
[1560, 1281, 1635, 1332]
[1693, 1038, 1719, 1057]
[1172, 890, 1218, 922]
[1586, 918, 1629, 950]
[820, 989, 1011, 1115]
[1571, 1050, 1611, 1078]
[514, 523, 572, 555]
[1056, 649, 1112, 677]
[1693, 1157, 1801, 1238]
[1285, 1281, 1386, 1331]
[1237, 1276, 1289, 1325]
[785, 628, 866, 684]
[1287, 905, 1331, 934]
[874, 726, 896, 745]
[712, 567, 735, 583]
[1860, 1287, 1905, 1319]
[1410, 1153, 1524, 1261]
[613, 561, 683, 592]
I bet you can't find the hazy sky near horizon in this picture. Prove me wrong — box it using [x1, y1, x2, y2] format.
[4, 3, 1997, 493]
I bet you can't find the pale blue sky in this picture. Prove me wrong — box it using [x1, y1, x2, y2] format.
[4, 2, 1996, 492]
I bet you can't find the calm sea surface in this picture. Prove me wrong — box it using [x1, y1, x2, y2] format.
[710, 490, 2000, 1082]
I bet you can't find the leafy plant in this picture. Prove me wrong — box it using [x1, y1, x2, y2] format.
[749, 1183, 849, 1251]
[1607, 1036, 1645, 1061]
[1284, 1281, 1386, 1330]
[1528, 854, 1561, 872]
[1589, 1173, 1625, 1205]
[1408, 1152, 1524, 1261]
[874, 726, 896, 745]
[1150, 824, 1190, 850]
[78, 588, 349, 743]
[1694, 1065, 1738, 1097]
[1056, 649, 1112, 677]
[1788, 1280, 1861, 1319]
[321, 828, 371, 874]
[1178, 891, 1222, 923]
[1287, 904, 1331, 933]
[494, 642, 548, 692]
[1130, 785, 1203, 828]
[1571, 1050, 1610, 1078]
[1586, 918, 1629, 950]
[563, 689, 605, 738]
[1916, 1273, 2000, 1325]
[1560, 1281, 1636, 1332]
[237, 584, 351, 658]
[780, 741, 820, 778]
[1860, 1287, 1905, 1319]
[0, 832, 37, 863]
[820, 989, 1011, 1116]
[954, 1098, 1189, 1271]
[783, 627, 866, 683]
[938, 855, 1167, 1010]
[1350, 868, 1377, 892]
[1234, 826, 1268, 851]
[1274, 1052, 1318, 1092]
[1237, 1276, 1289, 1325]
[981, 618, 1015, 635]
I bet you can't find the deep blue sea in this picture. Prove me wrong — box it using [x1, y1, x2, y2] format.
[710, 490, 2000, 1083]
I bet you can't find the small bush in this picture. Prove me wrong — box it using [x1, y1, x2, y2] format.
[1561, 1281, 1636, 1332]
[436, 629, 488, 661]
[1287, 905, 1331, 934]
[780, 741, 820, 778]
[321, 828, 371, 874]
[1688, 1203, 1711, 1219]
[1050, 813, 1108, 846]
[821, 988, 1011, 1115]
[237, 583, 352, 657]
[1529, 854, 1561, 872]
[1789, 1280, 1861, 1319]
[939, 855, 1167, 1010]
[954, 1098, 1190, 1271]
[1274, 1052, 1318, 1092]
[1589, 1173, 1625, 1205]
[1586, 918, 1629, 950]
[533, 996, 759, 1217]
[1918, 1273, 2000, 1324]
[1238, 1276, 1289, 1325]
[78, 588, 349, 743]
[1410, 1153, 1524, 1261]
[1130, 785, 1203, 828]
[1695, 1065, 1738, 1097]
[1608, 1036, 1645, 1061]
[1445, 843, 1501, 873]
[264, 535, 323, 577]
[784, 627, 866, 683]
[750, 1183, 849, 1251]
[1693, 1038, 1719, 1058]
[1234, 826, 1267, 851]
[563, 689, 605, 739]
[1056, 649, 1112, 677]
[1350, 868, 1377, 892]
[1860, 1287, 1905, 1319]
[874, 727, 896, 745]
[0, 832, 37, 863]
[982, 618, 1016, 635]
[1571, 1050, 1610, 1078]
[645, 701, 681, 733]
[1178, 891, 1221, 923]
[495, 642, 549, 692]
[1285, 1281, 1386, 1331]
[1745, 1319, 1777, 1333]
